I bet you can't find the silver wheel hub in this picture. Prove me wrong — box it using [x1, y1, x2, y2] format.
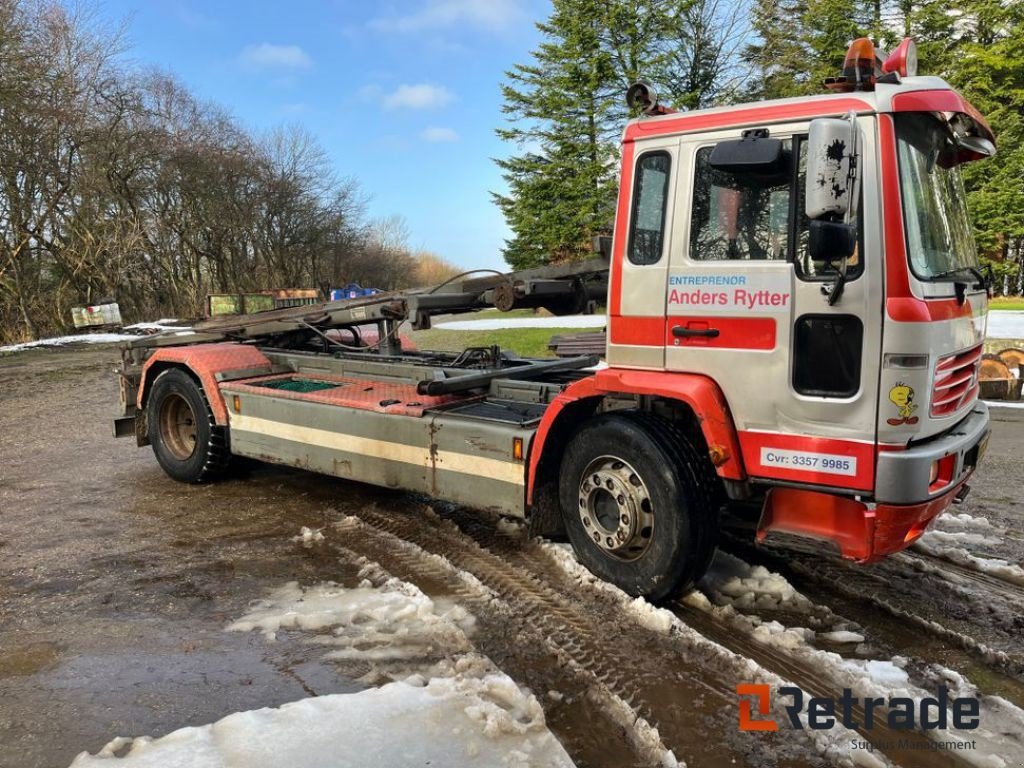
[577, 456, 654, 562]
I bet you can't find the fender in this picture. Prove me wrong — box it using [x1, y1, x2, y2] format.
[137, 343, 273, 425]
[527, 368, 745, 503]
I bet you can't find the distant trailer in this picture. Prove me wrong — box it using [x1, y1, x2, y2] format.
[72, 302, 122, 331]
[207, 290, 320, 317]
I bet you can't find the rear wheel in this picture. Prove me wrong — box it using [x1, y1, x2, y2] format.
[147, 368, 230, 483]
[558, 412, 717, 602]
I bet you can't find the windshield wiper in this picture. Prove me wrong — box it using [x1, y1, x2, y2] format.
[930, 266, 987, 304]
[931, 266, 986, 287]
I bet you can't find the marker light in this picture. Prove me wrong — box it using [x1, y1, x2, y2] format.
[882, 38, 917, 78]
[842, 38, 877, 89]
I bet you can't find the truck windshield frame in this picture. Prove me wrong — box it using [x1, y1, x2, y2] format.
[895, 112, 980, 282]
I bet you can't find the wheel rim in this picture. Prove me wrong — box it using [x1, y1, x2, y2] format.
[577, 456, 654, 562]
[159, 393, 198, 461]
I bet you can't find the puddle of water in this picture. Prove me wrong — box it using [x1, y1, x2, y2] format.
[0, 641, 62, 677]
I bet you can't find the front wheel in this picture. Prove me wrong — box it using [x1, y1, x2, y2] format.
[558, 413, 717, 602]
[147, 368, 230, 483]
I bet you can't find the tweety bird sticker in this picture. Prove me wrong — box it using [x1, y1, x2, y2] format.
[887, 382, 919, 426]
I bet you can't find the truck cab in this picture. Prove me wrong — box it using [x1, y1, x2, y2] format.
[607, 39, 992, 562]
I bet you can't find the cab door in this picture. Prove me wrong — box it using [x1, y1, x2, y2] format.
[607, 137, 679, 369]
[664, 120, 883, 493]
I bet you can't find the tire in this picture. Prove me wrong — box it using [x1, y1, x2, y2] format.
[147, 368, 230, 483]
[558, 412, 717, 602]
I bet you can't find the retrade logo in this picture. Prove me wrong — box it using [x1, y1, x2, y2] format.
[736, 684, 778, 731]
[736, 684, 981, 732]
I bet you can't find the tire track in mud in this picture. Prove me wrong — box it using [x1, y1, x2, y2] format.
[722, 534, 1024, 691]
[334, 502, 832, 768]
[436, 506, 1003, 768]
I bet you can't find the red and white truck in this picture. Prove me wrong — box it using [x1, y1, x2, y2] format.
[115, 39, 993, 601]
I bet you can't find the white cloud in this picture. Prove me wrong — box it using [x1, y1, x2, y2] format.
[383, 84, 455, 110]
[370, 0, 525, 33]
[237, 44, 313, 71]
[421, 126, 459, 143]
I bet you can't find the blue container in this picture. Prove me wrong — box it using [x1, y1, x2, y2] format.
[331, 284, 381, 301]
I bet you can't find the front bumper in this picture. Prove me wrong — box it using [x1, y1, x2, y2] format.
[757, 404, 989, 562]
[758, 480, 973, 563]
[875, 402, 990, 505]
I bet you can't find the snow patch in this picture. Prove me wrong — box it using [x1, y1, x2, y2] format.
[819, 630, 866, 644]
[935, 512, 996, 531]
[700, 550, 812, 611]
[916, 529, 1002, 548]
[0, 332, 137, 352]
[541, 543, 878, 767]
[69, 667, 574, 768]
[226, 579, 476, 658]
[912, 539, 1024, 587]
[435, 316, 606, 331]
[290, 526, 324, 546]
[74, 566, 574, 768]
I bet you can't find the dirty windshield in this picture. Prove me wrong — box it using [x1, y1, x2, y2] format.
[895, 112, 980, 281]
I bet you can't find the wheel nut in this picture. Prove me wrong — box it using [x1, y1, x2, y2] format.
[592, 532, 600, 543]
[617, 494, 625, 505]
[620, 514, 629, 524]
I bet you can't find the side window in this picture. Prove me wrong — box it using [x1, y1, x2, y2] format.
[629, 152, 671, 265]
[689, 137, 862, 280]
[690, 140, 794, 261]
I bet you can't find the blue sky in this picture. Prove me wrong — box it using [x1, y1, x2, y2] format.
[99, 0, 552, 271]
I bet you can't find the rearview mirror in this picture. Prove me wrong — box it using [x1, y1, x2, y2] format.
[806, 118, 857, 220]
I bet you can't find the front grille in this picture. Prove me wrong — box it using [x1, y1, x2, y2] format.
[931, 344, 982, 417]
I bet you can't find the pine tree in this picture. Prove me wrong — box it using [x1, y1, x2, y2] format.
[493, 0, 620, 269]
[494, 0, 741, 268]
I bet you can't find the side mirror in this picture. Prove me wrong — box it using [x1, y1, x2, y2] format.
[809, 220, 857, 262]
[806, 118, 857, 220]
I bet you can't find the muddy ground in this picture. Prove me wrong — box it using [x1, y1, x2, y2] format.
[1, 345, 1022, 768]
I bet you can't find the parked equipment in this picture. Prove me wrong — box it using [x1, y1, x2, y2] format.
[114, 39, 994, 600]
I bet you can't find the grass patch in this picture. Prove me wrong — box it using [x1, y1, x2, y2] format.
[410, 326, 589, 358]
[986, 338, 1024, 354]
[990, 297, 1024, 311]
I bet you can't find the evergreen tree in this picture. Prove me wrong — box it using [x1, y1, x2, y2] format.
[494, 0, 620, 269]
[494, 0, 742, 268]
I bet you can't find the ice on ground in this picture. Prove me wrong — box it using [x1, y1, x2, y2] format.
[839, 658, 910, 687]
[227, 579, 476, 660]
[987, 310, 1024, 339]
[74, 566, 575, 768]
[542, 543, 886, 768]
[69, 666, 575, 768]
[819, 630, 866, 644]
[122, 319, 193, 333]
[691, 552, 1024, 767]
[699, 550, 811, 611]
[290, 526, 325, 547]
[916, 529, 1002, 548]
[0, 332, 137, 352]
[935, 512, 996, 531]
[435, 315, 606, 331]
[912, 537, 1024, 587]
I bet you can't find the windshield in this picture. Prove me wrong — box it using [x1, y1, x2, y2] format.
[895, 113, 979, 281]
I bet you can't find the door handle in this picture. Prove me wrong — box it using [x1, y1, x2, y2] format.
[672, 326, 720, 338]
